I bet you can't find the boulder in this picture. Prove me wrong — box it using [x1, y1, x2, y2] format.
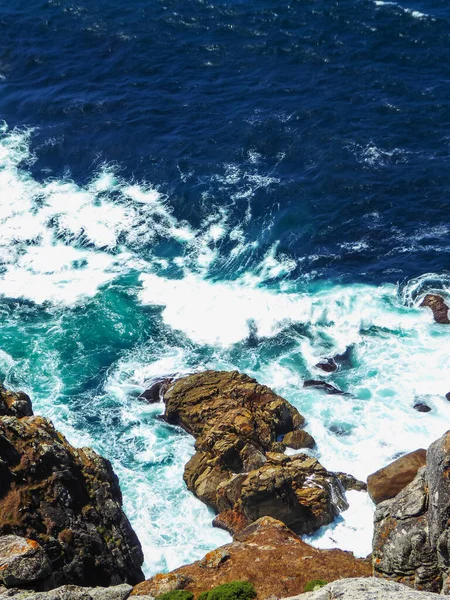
[335, 473, 367, 492]
[157, 371, 351, 535]
[216, 454, 348, 536]
[0, 385, 144, 589]
[0, 385, 32, 418]
[132, 517, 372, 599]
[282, 430, 316, 450]
[420, 294, 450, 324]
[283, 577, 444, 599]
[315, 359, 338, 373]
[367, 449, 427, 505]
[0, 535, 51, 587]
[413, 403, 431, 413]
[373, 431, 450, 593]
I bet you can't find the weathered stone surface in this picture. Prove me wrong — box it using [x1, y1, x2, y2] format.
[132, 517, 371, 599]
[303, 380, 347, 395]
[282, 430, 316, 450]
[0, 583, 133, 599]
[0, 386, 144, 590]
[0, 536, 51, 587]
[157, 371, 351, 536]
[0, 387, 32, 419]
[420, 294, 450, 324]
[373, 432, 450, 593]
[216, 454, 348, 536]
[336, 472, 367, 492]
[368, 449, 427, 505]
[212, 511, 249, 536]
[283, 577, 443, 600]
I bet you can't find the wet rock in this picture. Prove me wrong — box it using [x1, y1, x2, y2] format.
[155, 371, 352, 537]
[0, 386, 144, 590]
[283, 577, 444, 599]
[212, 511, 250, 536]
[445, 391, 450, 401]
[368, 448, 427, 505]
[0, 536, 51, 587]
[335, 473, 367, 492]
[315, 359, 338, 373]
[132, 517, 371, 600]
[282, 429, 316, 450]
[216, 454, 348, 536]
[413, 403, 431, 413]
[420, 294, 450, 324]
[139, 378, 173, 403]
[303, 380, 347, 395]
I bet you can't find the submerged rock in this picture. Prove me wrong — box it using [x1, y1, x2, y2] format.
[420, 293, 450, 324]
[155, 371, 351, 535]
[413, 402, 431, 413]
[368, 448, 427, 505]
[373, 432, 450, 593]
[132, 517, 371, 600]
[315, 359, 338, 373]
[0, 385, 144, 590]
[303, 380, 348, 395]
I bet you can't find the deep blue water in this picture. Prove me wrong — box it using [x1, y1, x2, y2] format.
[0, 0, 450, 576]
[2, 0, 450, 283]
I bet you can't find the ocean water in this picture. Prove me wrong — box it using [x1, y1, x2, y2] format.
[1, 0, 450, 576]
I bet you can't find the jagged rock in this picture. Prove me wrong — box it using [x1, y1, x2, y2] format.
[139, 378, 173, 403]
[420, 294, 450, 324]
[283, 577, 444, 599]
[0, 583, 133, 599]
[368, 449, 427, 505]
[0, 386, 144, 590]
[212, 511, 249, 536]
[155, 371, 351, 536]
[132, 517, 371, 599]
[315, 359, 338, 373]
[373, 432, 450, 593]
[413, 403, 431, 413]
[335, 473, 367, 492]
[303, 381, 347, 395]
[0, 386, 32, 418]
[0, 536, 51, 587]
[282, 430, 316, 450]
[216, 454, 348, 535]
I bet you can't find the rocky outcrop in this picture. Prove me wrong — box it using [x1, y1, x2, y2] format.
[372, 431, 450, 593]
[0, 386, 144, 590]
[0, 583, 135, 599]
[283, 577, 443, 599]
[147, 371, 352, 536]
[367, 449, 427, 504]
[132, 517, 372, 599]
[282, 429, 316, 449]
[420, 294, 450, 324]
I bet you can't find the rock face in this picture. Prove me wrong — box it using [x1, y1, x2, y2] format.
[0, 386, 144, 590]
[0, 535, 51, 587]
[132, 517, 372, 599]
[283, 577, 444, 600]
[420, 294, 450, 324]
[373, 431, 450, 593]
[367, 449, 427, 505]
[154, 371, 351, 535]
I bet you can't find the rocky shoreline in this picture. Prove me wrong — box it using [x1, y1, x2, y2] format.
[0, 293, 449, 599]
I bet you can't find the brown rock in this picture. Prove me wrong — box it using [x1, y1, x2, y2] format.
[0, 385, 32, 418]
[367, 449, 427, 505]
[0, 387, 144, 590]
[282, 430, 316, 450]
[336, 472, 367, 492]
[212, 511, 250, 536]
[420, 294, 450, 324]
[216, 454, 348, 536]
[131, 517, 371, 599]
